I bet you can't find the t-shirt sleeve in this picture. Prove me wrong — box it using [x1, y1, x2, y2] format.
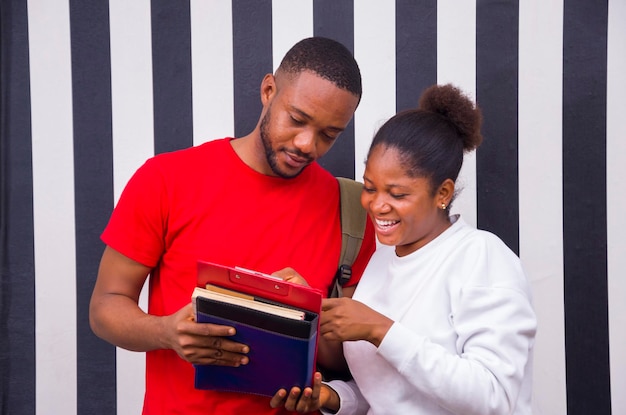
[343, 217, 376, 287]
[101, 157, 168, 268]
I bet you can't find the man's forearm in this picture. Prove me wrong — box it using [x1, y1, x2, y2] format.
[90, 293, 169, 352]
[316, 336, 349, 375]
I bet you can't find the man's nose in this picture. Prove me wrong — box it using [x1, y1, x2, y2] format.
[292, 130, 317, 157]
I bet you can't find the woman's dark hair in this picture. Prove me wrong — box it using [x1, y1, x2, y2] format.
[276, 37, 362, 102]
[367, 84, 483, 202]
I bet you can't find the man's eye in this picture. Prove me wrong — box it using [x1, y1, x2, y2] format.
[363, 187, 375, 193]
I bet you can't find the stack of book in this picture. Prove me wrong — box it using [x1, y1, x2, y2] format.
[192, 261, 323, 397]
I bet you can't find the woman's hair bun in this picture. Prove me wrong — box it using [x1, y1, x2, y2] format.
[418, 84, 483, 152]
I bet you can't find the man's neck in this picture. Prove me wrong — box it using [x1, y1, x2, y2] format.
[230, 133, 273, 176]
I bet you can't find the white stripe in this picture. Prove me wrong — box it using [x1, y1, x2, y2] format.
[109, 1, 154, 413]
[272, 0, 313, 72]
[109, 0, 155, 197]
[518, 2, 566, 414]
[437, 0, 477, 226]
[27, 0, 77, 413]
[607, 1, 626, 413]
[354, 2, 396, 181]
[191, 0, 235, 144]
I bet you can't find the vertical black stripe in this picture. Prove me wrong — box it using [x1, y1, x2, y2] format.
[151, 0, 193, 154]
[475, 0, 519, 254]
[232, 0, 272, 138]
[395, 0, 437, 112]
[0, 0, 36, 413]
[68, 0, 116, 413]
[562, 1, 611, 414]
[312, 0, 356, 179]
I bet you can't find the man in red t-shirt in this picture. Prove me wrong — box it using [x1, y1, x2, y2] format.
[89, 37, 375, 415]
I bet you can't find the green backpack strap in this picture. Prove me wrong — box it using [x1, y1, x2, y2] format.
[330, 177, 368, 298]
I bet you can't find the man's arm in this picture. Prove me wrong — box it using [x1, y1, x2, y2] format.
[89, 246, 249, 366]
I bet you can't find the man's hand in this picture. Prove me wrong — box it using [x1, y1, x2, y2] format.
[163, 303, 249, 366]
[271, 267, 309, 286]
[90, 246, 249, 366]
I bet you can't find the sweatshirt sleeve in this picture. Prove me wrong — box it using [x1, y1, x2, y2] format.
[321, 380, 370, 415]
[375, 240, 537, 415]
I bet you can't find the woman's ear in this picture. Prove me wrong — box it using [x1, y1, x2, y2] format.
[437, 179, 455, 207]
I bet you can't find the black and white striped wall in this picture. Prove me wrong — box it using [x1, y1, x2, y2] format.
[1, 1, 624, 414]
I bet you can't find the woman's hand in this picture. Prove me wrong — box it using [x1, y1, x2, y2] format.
[269, 372, 340, 413]
[321, 298, 394, 347]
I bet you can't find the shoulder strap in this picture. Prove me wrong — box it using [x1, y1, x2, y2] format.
[330, 177, 368, 297]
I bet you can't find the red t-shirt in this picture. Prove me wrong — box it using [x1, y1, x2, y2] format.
[101, 138, 375, 415]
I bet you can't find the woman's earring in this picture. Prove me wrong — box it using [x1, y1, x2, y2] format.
[441, 203, 447, 210]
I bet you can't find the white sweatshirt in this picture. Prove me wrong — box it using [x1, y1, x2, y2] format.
[325, 216, 536, 415]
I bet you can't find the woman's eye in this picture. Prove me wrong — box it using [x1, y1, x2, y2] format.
[391, 193, 406, 199]
[290, 116, 304, 125]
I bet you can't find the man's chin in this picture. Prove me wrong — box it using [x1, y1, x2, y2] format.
[272, 163, 308, 179]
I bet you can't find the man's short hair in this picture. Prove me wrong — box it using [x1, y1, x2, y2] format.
[277, 37, 362, 101]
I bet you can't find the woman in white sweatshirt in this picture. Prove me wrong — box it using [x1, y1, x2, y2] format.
[271, 84, 537, 415]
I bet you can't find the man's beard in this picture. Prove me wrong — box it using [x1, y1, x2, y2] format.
[259, 108, 310, 179]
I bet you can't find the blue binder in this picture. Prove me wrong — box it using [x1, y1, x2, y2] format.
[193, 261, 323, 397]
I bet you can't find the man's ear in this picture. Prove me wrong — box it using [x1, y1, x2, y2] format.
[260, 73, 277, 106]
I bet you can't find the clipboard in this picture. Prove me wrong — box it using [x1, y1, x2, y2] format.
[196, 261, 322, 314]
[193, 260, 323, 397]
